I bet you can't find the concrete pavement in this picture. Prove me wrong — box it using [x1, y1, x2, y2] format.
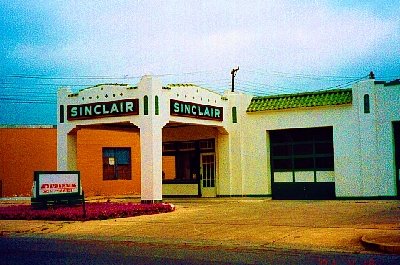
[1, 197, 399, 254]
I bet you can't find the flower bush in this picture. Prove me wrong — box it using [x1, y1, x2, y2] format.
[0, 202, 175, 221]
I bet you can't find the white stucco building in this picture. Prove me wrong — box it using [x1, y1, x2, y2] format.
[54, 74, 400, 201]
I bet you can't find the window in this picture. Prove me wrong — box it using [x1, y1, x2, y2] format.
[232, 107, 237, 123]
[144, 95, 149, 115]
[162, 139, 215, 183]
[364, 94, 370, 113]
[179, 141, 196, 151]
[199, 139, 215, 151]
[270, 127, 334, 172]
[103, 148, 131, 180]
[59, 105, 65, 123]
[163, 142, 176, 152]
[155, 96, 159, 115]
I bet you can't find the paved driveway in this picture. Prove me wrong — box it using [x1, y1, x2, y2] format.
[1, 198, 399, 253]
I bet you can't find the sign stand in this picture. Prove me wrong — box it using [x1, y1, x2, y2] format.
[82, 190, 86, 218]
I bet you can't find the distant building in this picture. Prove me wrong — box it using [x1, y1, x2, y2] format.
[1, 75, 399, 200]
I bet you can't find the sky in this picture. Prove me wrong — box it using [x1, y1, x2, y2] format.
[1, 0, 399, 125]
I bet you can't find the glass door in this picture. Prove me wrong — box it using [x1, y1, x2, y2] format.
[200, 153, 216, 197]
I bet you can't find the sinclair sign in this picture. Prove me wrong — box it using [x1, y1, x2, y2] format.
[170, 99, 223, 121]
[67, 99, 139, 120]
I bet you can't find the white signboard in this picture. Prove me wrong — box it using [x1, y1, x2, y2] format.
[38, 173, 79, 196]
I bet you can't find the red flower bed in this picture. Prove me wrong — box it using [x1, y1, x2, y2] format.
[0, 202, 175, 221]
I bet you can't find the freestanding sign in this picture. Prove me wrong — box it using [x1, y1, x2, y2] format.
[31, 171, 84, 208]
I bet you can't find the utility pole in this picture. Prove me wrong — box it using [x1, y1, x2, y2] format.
[231, 66, 239, 92]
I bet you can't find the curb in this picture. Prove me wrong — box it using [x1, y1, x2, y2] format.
[361, 235, 400, 254]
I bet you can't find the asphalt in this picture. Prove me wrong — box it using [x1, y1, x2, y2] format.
[1, 197, 399, 255]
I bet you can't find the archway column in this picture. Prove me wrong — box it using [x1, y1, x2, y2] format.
[140, 124, 163, 203]
[57, 129, 77, 171]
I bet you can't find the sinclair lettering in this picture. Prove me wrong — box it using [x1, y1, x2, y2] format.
[67, 99, 139, 120]
[170, 99, 223, 121]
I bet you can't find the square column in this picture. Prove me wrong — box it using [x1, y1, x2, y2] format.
[57, 131, 77, 171]
[140, 125, 163, 203]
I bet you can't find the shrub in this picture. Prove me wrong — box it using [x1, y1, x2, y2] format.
[0, 202, 175, 221]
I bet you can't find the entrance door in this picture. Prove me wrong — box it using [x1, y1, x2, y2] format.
[200, 153, 216, 197]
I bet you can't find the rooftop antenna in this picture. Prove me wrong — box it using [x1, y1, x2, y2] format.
[231, 66, 239, 92]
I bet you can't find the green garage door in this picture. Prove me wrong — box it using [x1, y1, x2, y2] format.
[270, 127, 336, 200]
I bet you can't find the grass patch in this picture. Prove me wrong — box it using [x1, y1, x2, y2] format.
[0, 202, 175, 221]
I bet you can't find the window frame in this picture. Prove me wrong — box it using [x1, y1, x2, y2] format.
[162, 139, 215, 184]
[102, 147, 132, 181]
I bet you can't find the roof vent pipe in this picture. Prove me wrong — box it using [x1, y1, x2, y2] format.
[369, 71, 375, 79]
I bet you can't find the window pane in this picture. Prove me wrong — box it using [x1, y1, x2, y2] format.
[273, 158, 292, 170]
[116, 165, 131, 180]
[144, 95, 149, 115]
[116, 149, 130, 165]
[199, 139, 215, 151]
[176, 151, 198, 180]
[315, 156, 334, 170]
[179, 142, 196, 151]
[364, 94, 370, 114]
[103, 166, 115, 180]
[293, 143, 313, 155]
[272, 145, 291, 156]
[162, 156, 176, 180]
[155, 95, 159, 115]
[103, 148, 115, 158]
[163, 142, 176, 152]
[270, 131, 292, 143]
[315, 143, 333, 154]
[292, 129, 313, 142]
[314, 127, 333, 141]
[294, 157, 314, 170]
[232, 107, 237, 123]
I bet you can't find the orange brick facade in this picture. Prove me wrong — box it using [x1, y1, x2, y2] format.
[0, 127, 57, 197]
[0, 127, 142, 197]
[76, 128, 141, 196]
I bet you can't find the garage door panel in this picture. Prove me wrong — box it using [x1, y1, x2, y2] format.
[294, 171, 314, 182]
[272, 182, 335, 200]
[316, 171, 335, 182]
[272, 183, 305, 200]
[273, 172, 293, 182]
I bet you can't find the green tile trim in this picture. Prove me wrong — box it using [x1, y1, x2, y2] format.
[247, 89, 352, 112]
